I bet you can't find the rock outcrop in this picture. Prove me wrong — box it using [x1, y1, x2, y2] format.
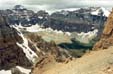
[93, 9, 113, 50]
[27, 33, 71, 63]
[0, 13, 33, 70]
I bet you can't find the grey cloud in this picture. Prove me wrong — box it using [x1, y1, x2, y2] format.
[21, 0, 113, 10]
[0, 0, 113, 11]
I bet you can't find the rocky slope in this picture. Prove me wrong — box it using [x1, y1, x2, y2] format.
[0, 12, 70, 74]
[32, 46, 113, 74]
[31, 9, 113, 74]
[0, 13, 33, 70]
[93, 9, 113, 50]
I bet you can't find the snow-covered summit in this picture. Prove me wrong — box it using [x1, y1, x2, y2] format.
[13, 5, 26, 10]
[91, 7, 110, 17]
[52, 7, 110, 17]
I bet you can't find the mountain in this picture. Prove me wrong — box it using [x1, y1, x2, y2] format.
[43, 7, 109, 33]
[0, 5, 111, 74]
[0, 12, 70, 74]
[0, 13, 33, 74]
[91, 7, 110, 17]
[2, 5, 109, 33]
[31, 9, 113, 74]
[93, 9, 113, 50]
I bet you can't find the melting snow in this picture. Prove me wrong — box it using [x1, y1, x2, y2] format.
[0, 70, 11, 74]
[26, 25, 44, 32]
[17, 24, 71, 36]
[16, 66, 31, 74]
[11, 25, 38, 63]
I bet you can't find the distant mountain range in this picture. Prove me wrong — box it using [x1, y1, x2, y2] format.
[0, 5, 110, 33]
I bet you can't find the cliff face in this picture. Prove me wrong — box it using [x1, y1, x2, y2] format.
[0, 14, 33, 70]
[93, 9, 113, 50]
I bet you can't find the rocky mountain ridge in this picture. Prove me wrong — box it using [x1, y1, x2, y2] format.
[3, 5, 109, 33]
[93, 8, 113, 50]
[31, 9, 113, 74]
[0, 12, 70, 74]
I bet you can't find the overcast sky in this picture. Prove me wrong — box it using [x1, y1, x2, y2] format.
[0, 0, 113, 12]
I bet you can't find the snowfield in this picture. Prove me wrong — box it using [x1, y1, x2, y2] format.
[17, 24, 71, 36]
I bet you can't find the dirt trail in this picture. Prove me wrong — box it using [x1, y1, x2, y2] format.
[32, 46, 113, 74]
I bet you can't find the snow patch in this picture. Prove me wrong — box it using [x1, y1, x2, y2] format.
[26, 25, 44, 32]
[38, 16, 43, 19]
[11, 25, 38, 63]
[0, 70, 11, 74]
[17, 24, 71, 36]
[16, 66, 31, 74]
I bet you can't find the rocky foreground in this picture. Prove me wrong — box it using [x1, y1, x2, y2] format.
[31, 9, 113, 74]
[93, 9, 113, 50]
[32, 46, 113, 74]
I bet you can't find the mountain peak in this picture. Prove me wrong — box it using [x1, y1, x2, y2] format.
[13, 5, 27, 11]
[91, 7, 110, 17]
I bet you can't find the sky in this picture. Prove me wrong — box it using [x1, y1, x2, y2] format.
[0, 0, 113, 12]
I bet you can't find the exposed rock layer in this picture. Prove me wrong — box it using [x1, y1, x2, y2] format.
[0, 14, 32, 70]
[93, 10, 113, 50]
[0, 13, 70, 71]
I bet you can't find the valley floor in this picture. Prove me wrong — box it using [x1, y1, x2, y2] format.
[32, 46, 113, 74]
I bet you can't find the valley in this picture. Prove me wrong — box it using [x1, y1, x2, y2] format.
[0, 4, 113, 74]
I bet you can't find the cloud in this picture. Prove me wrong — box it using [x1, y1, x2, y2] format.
[0, 0, 113, 11]
[0, 0, 22, 9]
[21, 0, 113, 11]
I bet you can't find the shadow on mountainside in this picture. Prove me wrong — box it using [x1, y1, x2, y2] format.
[58, 38, 97, 57]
